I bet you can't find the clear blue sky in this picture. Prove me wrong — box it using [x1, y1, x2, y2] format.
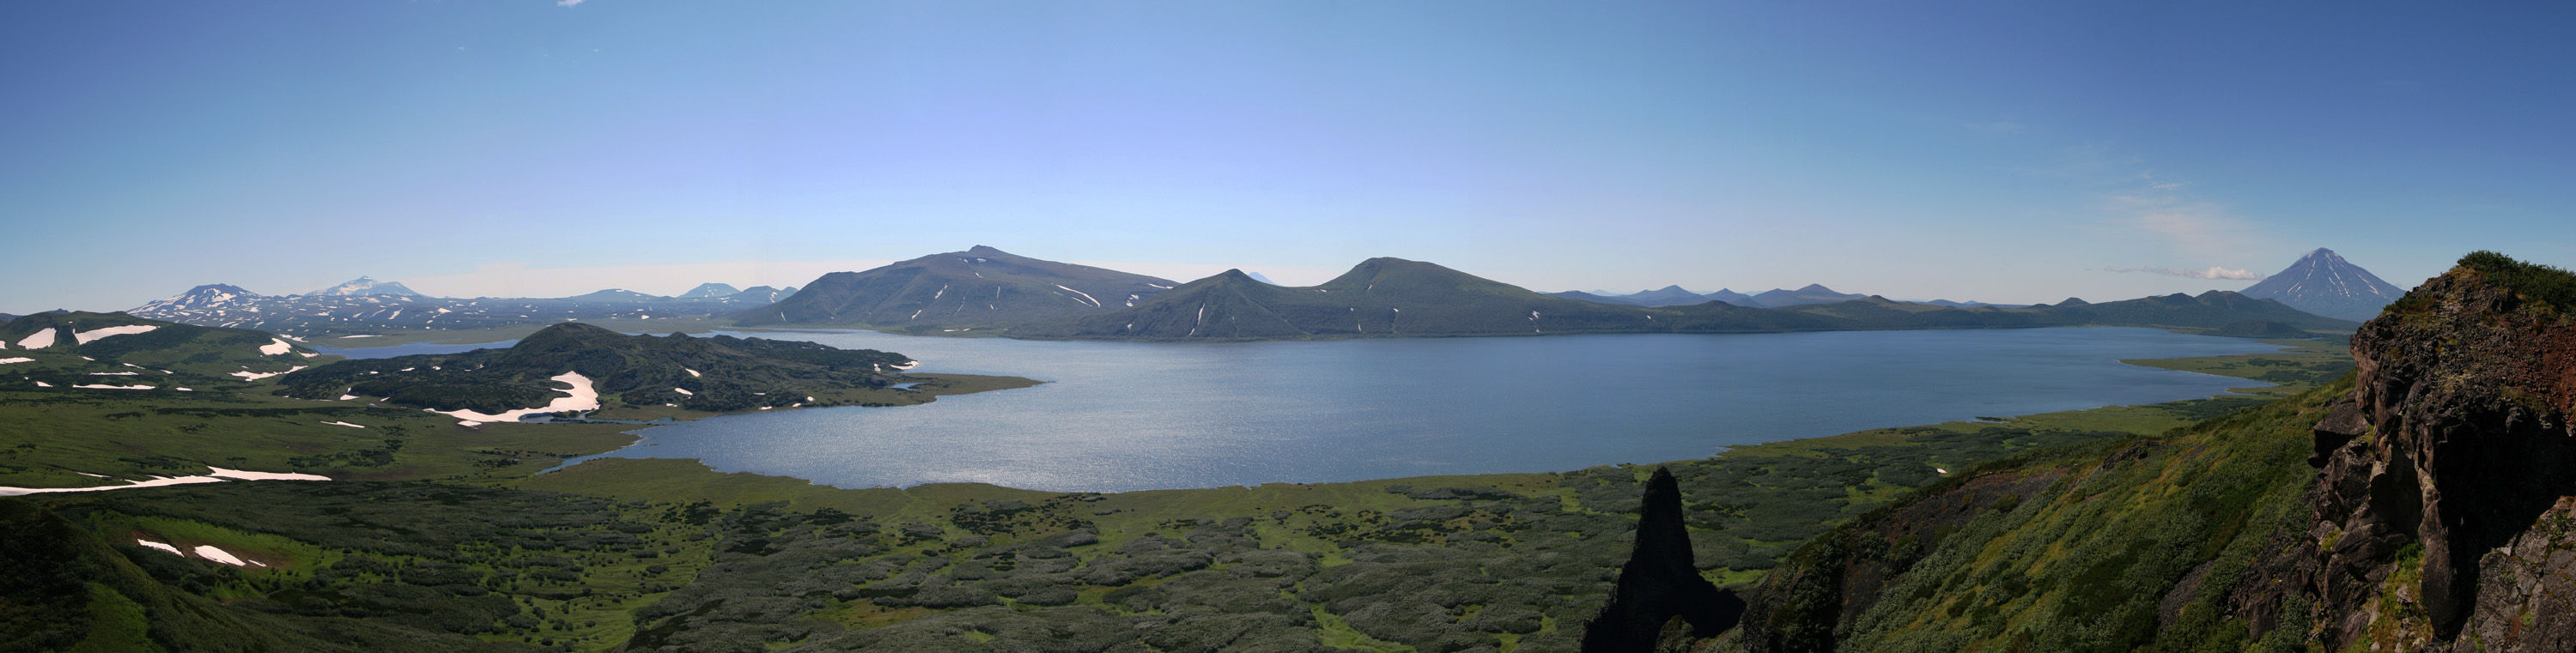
[4, 2, 2570, 313]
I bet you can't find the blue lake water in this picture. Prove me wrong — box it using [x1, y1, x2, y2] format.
[525, 328, 2287, 493]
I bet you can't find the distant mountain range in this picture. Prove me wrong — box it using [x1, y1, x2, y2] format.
[129, 278, 799, 337]
[732, 245, 1181, 330]
[1015, 258, 1656, 339]
[118, 249, 2363, 343]
[1001, 257, 2356, 341]
[1551, 284, 2014, 309]
[2238, 248, 2408, 321]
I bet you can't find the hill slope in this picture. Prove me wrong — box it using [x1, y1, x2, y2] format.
[277, 323, 912, 414]
[734, 245, 1179, 330]
[2239, 247, 2409, 321]
[0, 311, 321, 387]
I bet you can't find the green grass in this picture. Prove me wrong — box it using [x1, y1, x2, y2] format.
[2457, 250, 2576, 313]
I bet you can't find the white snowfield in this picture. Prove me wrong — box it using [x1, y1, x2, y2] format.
[685, 369, 701, 378]
[15, 329, 59, 349]
[72, 324, 160, 344]
[894, 360, 920, 371]
[430, 372, 598, 426]
[258, 337, 294, 355]
[228, 366, 307, 381]
[72, 384, 155, 390]
[0, 467, 331, 496]
[137, 540, 184, 555]
[1055, 284, 1102, 307]
[321, 420, 366, 428]
[673, 387, 694, 396]
[193, 545, 252, 566]
[0, 358, 32, 365]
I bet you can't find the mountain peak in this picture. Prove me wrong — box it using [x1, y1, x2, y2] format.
[1797, 284, 1837, 293]
[309, 276, 424, 298]
[966, 245, 1007, 256]
[677, 282, 742, 299]
[2240, 248, 2405, 321]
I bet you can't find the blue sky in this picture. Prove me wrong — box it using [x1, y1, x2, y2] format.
[3, 2, 2570, 313]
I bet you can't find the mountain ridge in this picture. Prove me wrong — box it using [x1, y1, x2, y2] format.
[732, 245, 1180, 330]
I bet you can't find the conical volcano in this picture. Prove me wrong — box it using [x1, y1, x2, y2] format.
[2239, 248, 2408, 321]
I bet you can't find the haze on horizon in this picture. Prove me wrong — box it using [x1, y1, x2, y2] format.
[3, 2, 2571, 315]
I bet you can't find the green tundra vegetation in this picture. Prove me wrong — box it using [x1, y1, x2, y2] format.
[0, 323, 2351, 651]
[1738, 377, 2349, 653]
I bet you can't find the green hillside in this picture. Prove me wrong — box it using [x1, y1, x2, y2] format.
[1735, 377, 2338, 653]
[734, 245, 1181, 330]
[276, 323, 916, 414]
[0, 311, 325, 393]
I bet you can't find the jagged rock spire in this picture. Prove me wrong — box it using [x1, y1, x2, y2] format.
[1581, 467, 1745, 652]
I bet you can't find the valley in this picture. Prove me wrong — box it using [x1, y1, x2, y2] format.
[0, 302, 2353, 650]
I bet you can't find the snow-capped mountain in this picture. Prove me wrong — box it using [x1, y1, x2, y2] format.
[2238, 248, 2408, 322]
[131, 284, 268, 319]
[128, 280, 797, 337]
[307, 276, 426, 298]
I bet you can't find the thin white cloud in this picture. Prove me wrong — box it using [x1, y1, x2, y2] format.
[2102, 266, 2266, 281]
[2100, 172, 2272, 261]
[557, 0, 585, 6]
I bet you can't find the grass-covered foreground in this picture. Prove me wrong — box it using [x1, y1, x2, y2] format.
[0, 338, 2349, 651]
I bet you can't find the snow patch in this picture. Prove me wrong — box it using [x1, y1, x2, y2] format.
[192, 545, 250, 566]
[686, 368, 701, 378]
[258, 338, 294, 355]
[228, 366, 306, 381]
[0, 466, 326, 496]
[321, 420, 366, 428]
[73, 324, 158, 344]
[673, 387, 693, 396]
[15, 329, 59, 349]
[137, 540, 182, 556]
[72, 384, 155, 390]
[1054, 285, 1102, 307]
[428, 372, 598, 425]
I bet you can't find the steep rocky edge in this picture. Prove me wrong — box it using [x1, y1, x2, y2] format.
[1713, 251, 2576, 652]
[2226, 251, 2576, 650]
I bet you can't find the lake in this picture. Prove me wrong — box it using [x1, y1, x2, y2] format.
[525, 328, 2285, 493]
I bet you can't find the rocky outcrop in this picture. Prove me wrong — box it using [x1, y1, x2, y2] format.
[2237, 258, 2576, 650]
[1581, 467, 1744, 653]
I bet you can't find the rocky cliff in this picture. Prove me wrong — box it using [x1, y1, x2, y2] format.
[2233, 252, 2576, 650]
